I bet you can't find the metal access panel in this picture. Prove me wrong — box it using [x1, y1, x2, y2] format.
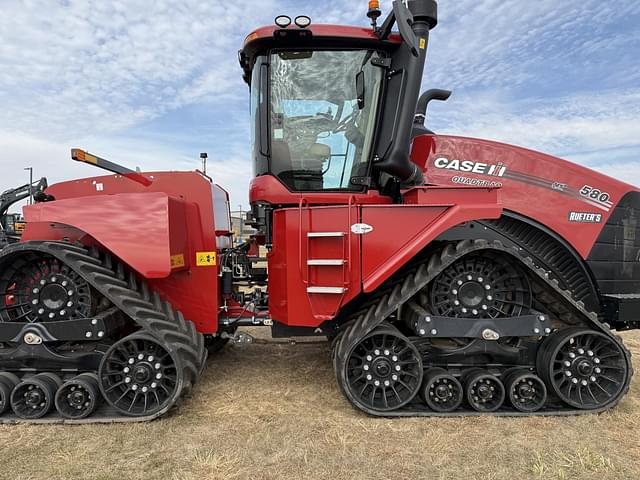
[268, 204, 361, 327]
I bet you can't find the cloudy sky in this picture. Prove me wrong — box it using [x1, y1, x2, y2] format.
[1, 0, 639, 208]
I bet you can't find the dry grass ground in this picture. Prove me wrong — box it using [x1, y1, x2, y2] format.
[1, 331, 639, 480]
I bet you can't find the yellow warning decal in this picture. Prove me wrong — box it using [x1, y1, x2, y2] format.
[196, 251, 217, 267]
[419, 38, 426, 50]
[170, 254, 185, 269]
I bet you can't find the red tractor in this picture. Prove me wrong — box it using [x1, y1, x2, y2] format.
[0, 0, 637, 422]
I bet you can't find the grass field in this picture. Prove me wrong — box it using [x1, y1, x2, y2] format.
[2, 331, 639, 480]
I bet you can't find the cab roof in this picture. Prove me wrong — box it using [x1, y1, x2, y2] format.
[239, 24, 402, 84]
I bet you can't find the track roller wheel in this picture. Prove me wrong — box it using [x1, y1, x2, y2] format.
[338, 323, 423, 413]
[11, 373, 62, 419]
[537, 327, 628, 410]
[503, 370, 547, 412]
[55, 373, 101, 419]
[0, 372, 20, 414]
[99, 333, 184, 417]
[420, 368, 463, 413]
[463, 369, 505, 412]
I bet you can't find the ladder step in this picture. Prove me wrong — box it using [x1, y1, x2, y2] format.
[307, 286, 346, 294]
[307, 259, 346, 266]
[307, 232, 345, 238]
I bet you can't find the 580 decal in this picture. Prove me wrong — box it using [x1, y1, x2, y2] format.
[579, 185, 613, 211]
[580, 185, 610, 203]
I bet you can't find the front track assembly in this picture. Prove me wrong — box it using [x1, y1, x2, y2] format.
[0, 241, 206, 423]
[334, 240, 633, 417]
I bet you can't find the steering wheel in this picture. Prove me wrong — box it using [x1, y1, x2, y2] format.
[287, 114, 335, 134]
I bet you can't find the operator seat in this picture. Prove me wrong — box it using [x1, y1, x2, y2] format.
[272, 140, 331, 191]
[306, 143, 331, 170]
[271, 140, 292, 175]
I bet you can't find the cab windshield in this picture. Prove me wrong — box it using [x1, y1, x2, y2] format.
[269, 50, 384, 191]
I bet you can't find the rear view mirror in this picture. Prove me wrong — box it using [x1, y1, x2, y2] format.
[356, 71, 365, 109]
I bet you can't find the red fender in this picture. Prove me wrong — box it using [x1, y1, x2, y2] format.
[22, 192, 183, 278]
[18, 172, 222, 334]
[361, 186, 503, 292]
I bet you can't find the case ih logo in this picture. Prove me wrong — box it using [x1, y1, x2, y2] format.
[568, 212, 602, 223]
[434, 157, 507, 177]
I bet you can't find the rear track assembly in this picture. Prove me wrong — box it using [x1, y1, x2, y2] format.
[0, 241, 206, 423]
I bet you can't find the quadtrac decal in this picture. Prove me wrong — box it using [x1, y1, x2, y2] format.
[451, 176, 503, 188]
[432, 156, 614, 212]
[568, 212, 603, 223]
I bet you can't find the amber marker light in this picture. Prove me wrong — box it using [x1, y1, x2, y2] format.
[367, 0, 382, 28]
[71, 148, 97, 164]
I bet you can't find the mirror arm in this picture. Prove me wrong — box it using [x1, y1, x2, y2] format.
[377, 12, 396, 40]
[393, 1, 419, 56]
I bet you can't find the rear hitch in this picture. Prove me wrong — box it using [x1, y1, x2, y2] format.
[221, 331, 255, 345]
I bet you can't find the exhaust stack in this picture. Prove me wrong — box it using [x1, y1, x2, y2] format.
[374, 0, 438, 185]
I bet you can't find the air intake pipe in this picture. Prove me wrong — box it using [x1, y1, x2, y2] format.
[414, 89, 452, 126]
[374, 0, 438, 185]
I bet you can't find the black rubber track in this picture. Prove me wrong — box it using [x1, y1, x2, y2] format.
[0, 241, 207, 423]
[335, 239, 633, 417]
[483, 216, 598, 310]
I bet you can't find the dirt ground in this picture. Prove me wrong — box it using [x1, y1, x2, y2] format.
[1, 331, 639, 480]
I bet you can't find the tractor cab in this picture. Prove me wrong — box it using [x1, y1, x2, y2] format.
[239, 1, 439, 198]
[255, 47, 384, 192]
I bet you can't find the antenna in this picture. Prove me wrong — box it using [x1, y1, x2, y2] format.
[200, 152, 208, 175]
[23, 167, 33, 205]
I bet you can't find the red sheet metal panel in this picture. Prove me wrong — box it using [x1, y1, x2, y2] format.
[412, 134, 639, 259]
[20, 172, 220, 334]
[268, 204, 361, 327]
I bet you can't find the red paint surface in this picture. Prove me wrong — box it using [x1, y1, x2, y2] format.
[411, 135, 639, 258]
[21, 172, 221, 334]
[244, 24, 401, 47]
[20, 133, 636, 331]
[361, 187, 502, 292]
[266, 190, 501, 326]
[268, 205, 361, 325]
[249, 175, 392, 206]
[24, 193, 175, 277]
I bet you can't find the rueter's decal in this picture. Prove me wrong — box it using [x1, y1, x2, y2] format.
[568, 212, 603, 223]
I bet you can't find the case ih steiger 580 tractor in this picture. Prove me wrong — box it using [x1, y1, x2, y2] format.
[0, 0, 638, 423]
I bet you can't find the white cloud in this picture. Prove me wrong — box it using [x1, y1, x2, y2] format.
[0, 0, 276, 138]
[589, 162, 640, 188]
[0, 130, 252, 211]
[436, 89, 640, 156]
[424, 0, 640, 89]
